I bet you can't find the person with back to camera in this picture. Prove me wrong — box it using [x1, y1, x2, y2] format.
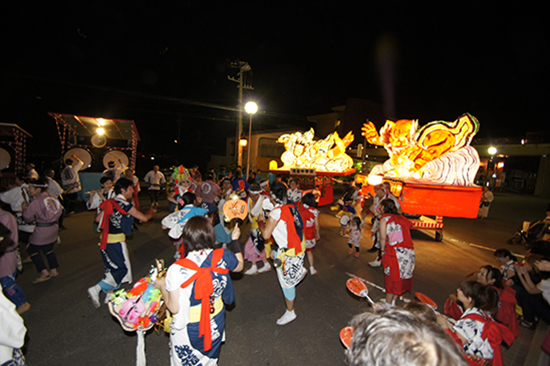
[438, 281, 514, 366]
[347, 308, 468, 366]
[378, 198, 415, 307]
[298, 192, 320, 275]
[22, 178, 63, 284]
[44, 168, 66, 230]
[0, 174, 36, 251]
[261, 181, 306, 325]
[153, 216, 243, 366]
[61, 154, 84, 214]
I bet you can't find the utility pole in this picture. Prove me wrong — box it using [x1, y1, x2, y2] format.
[228, 61, 253, 166]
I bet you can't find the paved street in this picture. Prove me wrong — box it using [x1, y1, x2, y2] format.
[13, 191, 548, 365]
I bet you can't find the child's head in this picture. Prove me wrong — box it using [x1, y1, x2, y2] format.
[476, 265, 503, 289]
[494, 248, 517, 264]
[100, 176, 114, 190]
[401, 301, 437, 323]
[182, 191, 197, 206]
[351, 216, 362, 229]
[289, 178, 298, 190]
[458, 281, 499, 314]
[302, 192, 317, 208]
[380, 199, 398, 215]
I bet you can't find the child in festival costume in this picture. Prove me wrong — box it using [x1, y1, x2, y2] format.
[445, 266, 519, 341]
[168, 166, 192, 213]
[216, 179, 234, 223]
[379, 199, 415, 307]
[286, 178, 302, 203]
[262, 182, 306, 325]
[298, 193, 320, 275]
[338, 198, 355, 237]
[154, 216, 243, 366]
[87, 178, 156, 308]
[347, 216, 364, 258]
[438, 281, 514, 366]
[493, 248, 517, 285]
[367, 183, 402, 260]
[243, 185, 272, 275]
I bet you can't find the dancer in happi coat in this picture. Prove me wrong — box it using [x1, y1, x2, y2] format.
[87, 178, 155, 308]
[154, 216, 243, 366]
[262, 182, 306, 325]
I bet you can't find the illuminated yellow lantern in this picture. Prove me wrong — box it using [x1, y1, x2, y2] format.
[269, 160, 278, 171]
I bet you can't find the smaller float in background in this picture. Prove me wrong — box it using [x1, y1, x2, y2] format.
[269, 128, 357, 206]
[358, 113, 483, 241]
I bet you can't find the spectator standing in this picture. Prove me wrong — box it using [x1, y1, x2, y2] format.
[61, 154, 84, 214]
[143, 165, 166, 206]
[255, 169, 262, 185]
[478, 186, 494, 219]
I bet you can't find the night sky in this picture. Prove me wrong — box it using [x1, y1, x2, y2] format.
[1, 2, 548, 170]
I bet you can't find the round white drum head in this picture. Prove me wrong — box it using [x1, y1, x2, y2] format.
[0, 148, 11, 170]
[103, 150, 129, 169]
[64, 148, 92, 171]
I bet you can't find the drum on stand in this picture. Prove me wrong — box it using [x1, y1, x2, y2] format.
[103, 150, 129, 170]
[64, 148, 93, 171]
[0, 147, 12, 171]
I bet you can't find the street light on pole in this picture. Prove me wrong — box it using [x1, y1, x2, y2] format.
[244, 101, 258, 180]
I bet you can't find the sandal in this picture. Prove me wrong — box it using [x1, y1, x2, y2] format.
[33, 275, 51, 284]
[519, 319, 536, 329]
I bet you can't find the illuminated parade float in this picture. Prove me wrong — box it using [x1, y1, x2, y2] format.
[357, 113, 483, 240]
[270, 128, 357, 206]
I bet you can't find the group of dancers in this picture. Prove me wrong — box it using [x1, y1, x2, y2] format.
[4, 161, 550, 366]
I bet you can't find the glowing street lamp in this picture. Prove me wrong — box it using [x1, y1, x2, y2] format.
[488, 146, 497, 155]
[244, 101, 258, 180]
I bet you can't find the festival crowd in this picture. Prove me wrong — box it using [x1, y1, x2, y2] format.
[1, 160, 550, 366]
